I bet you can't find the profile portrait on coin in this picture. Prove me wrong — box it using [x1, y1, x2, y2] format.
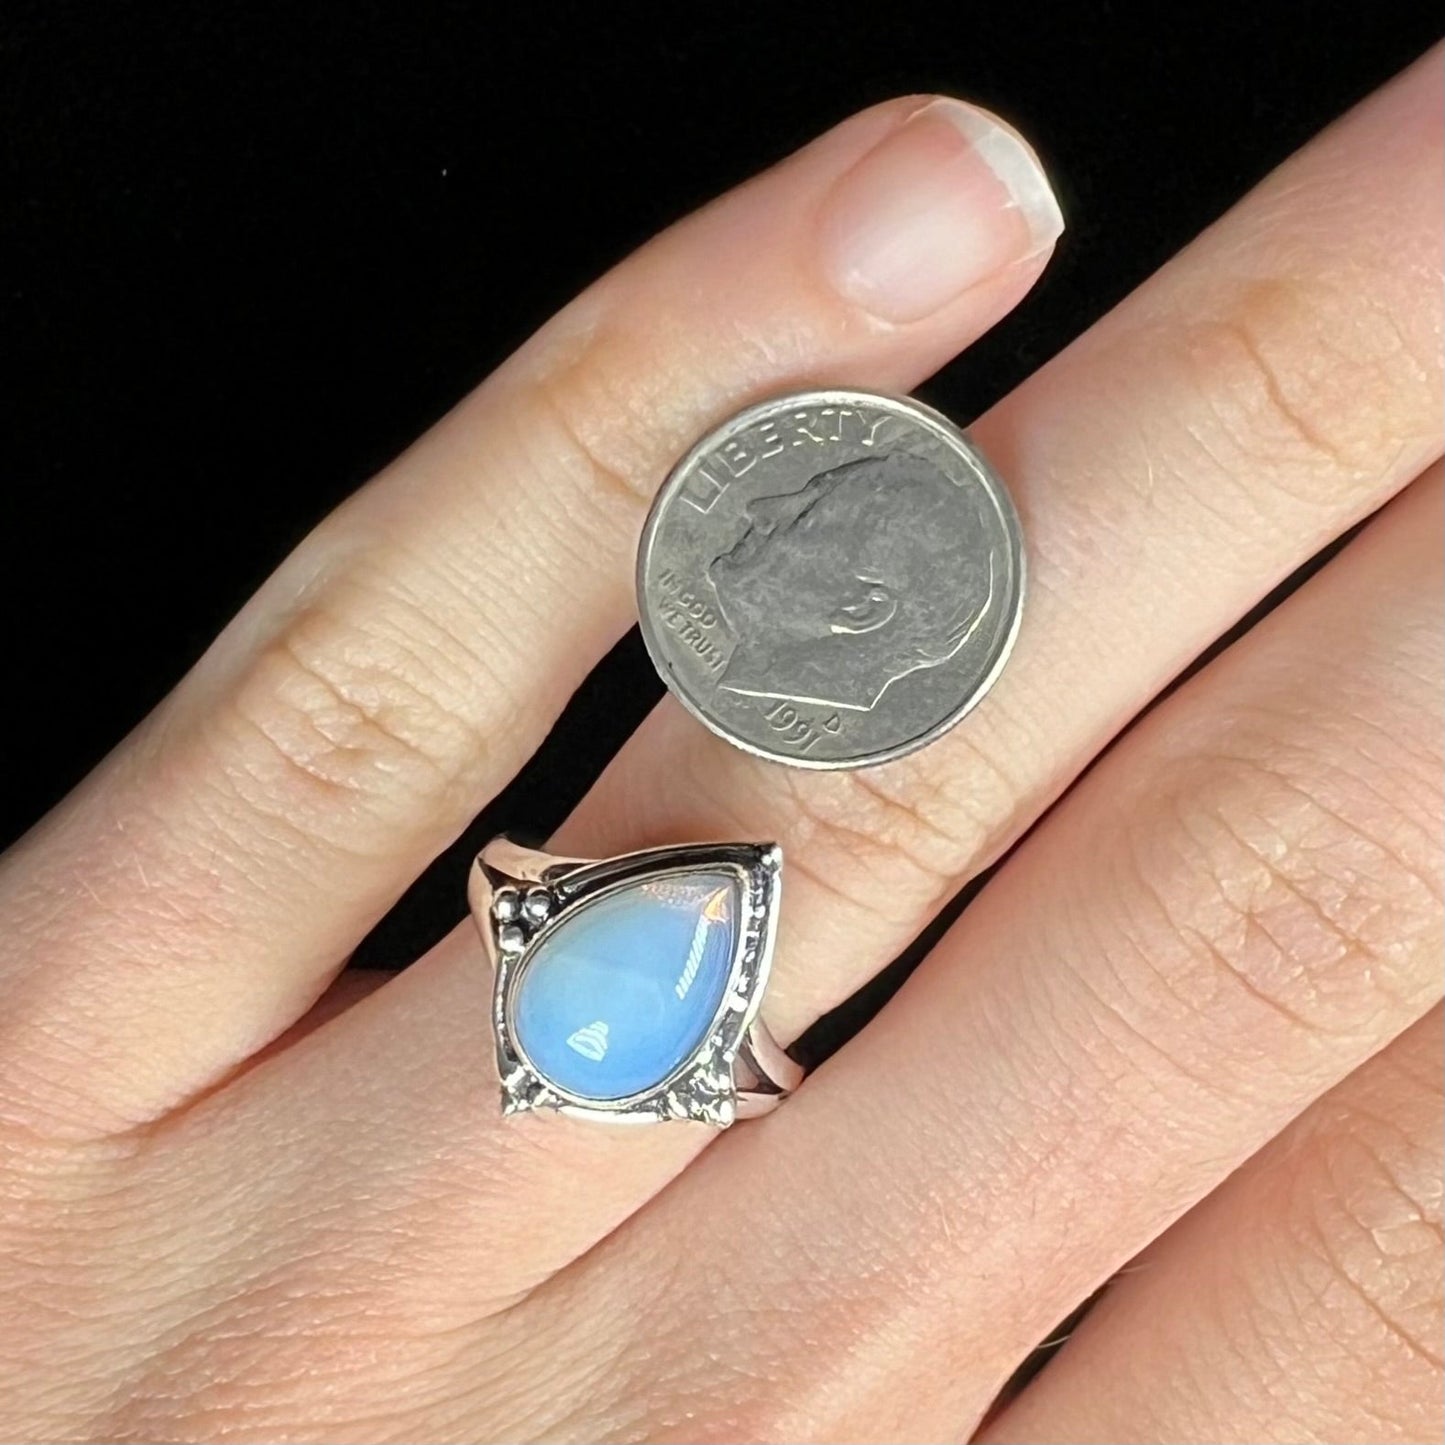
[707, 450, 998, 712]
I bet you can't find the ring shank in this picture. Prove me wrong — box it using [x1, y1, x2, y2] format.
[734, 1021, 804, 1118]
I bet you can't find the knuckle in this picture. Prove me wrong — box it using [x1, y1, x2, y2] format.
[209, 566, 505, 848]
[1288, 1035, 1443, 1370]
[1170, 274, 1439, 504]
[1119, 717, 1442, 1051]
[100, 1271, 439, 1445]
[513, 277, 794, 519]
[513, 313, 662, 519]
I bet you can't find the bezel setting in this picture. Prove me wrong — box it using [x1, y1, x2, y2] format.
[469, 838, 783, 1127]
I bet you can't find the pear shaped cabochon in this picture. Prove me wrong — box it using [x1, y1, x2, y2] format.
[510, 870, 741, 1101]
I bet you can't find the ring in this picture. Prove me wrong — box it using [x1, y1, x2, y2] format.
[468, 836, 802, 1126]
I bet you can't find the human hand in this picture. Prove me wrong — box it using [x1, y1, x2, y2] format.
[1, 46, 1440, 1445]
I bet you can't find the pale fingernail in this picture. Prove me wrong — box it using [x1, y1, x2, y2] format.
[818, 98, 1065, 324]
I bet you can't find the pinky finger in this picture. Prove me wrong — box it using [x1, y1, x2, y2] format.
[981, 1007, 1443, 1445]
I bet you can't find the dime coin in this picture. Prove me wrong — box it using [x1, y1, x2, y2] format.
[636, 389, 1024, 770]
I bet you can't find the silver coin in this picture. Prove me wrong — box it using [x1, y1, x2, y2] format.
[636, 389, 1025, 770]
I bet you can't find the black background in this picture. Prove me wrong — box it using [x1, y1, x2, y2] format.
[3, 2, 1438, 1006]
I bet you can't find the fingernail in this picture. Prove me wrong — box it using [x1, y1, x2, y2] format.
[818, 99, 1064, 324]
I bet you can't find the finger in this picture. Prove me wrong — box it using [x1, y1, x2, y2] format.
[249, 969, 392, 1058]
[0, 97, 1062, 1134]
[527, 466, 1443, 1442]
[202, 51, 1445, 1310]
[981, 1007, 1442, 1445]
[442, 37, 1441, 1057]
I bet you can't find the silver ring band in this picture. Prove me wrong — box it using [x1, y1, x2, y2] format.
[469, 837, 801, 1126]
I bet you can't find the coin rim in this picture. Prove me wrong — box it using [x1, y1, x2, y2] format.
[635, 388, 1026, 771]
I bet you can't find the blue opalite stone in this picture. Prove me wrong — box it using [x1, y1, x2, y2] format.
[511, 871, 740, 1101]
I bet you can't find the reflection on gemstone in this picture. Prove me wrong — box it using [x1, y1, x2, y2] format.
[565, 1021, 609, 1061]
[511, 871, 740, 1101]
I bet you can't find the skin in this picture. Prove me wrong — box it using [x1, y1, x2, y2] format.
[0, 45, 1440, 1445]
